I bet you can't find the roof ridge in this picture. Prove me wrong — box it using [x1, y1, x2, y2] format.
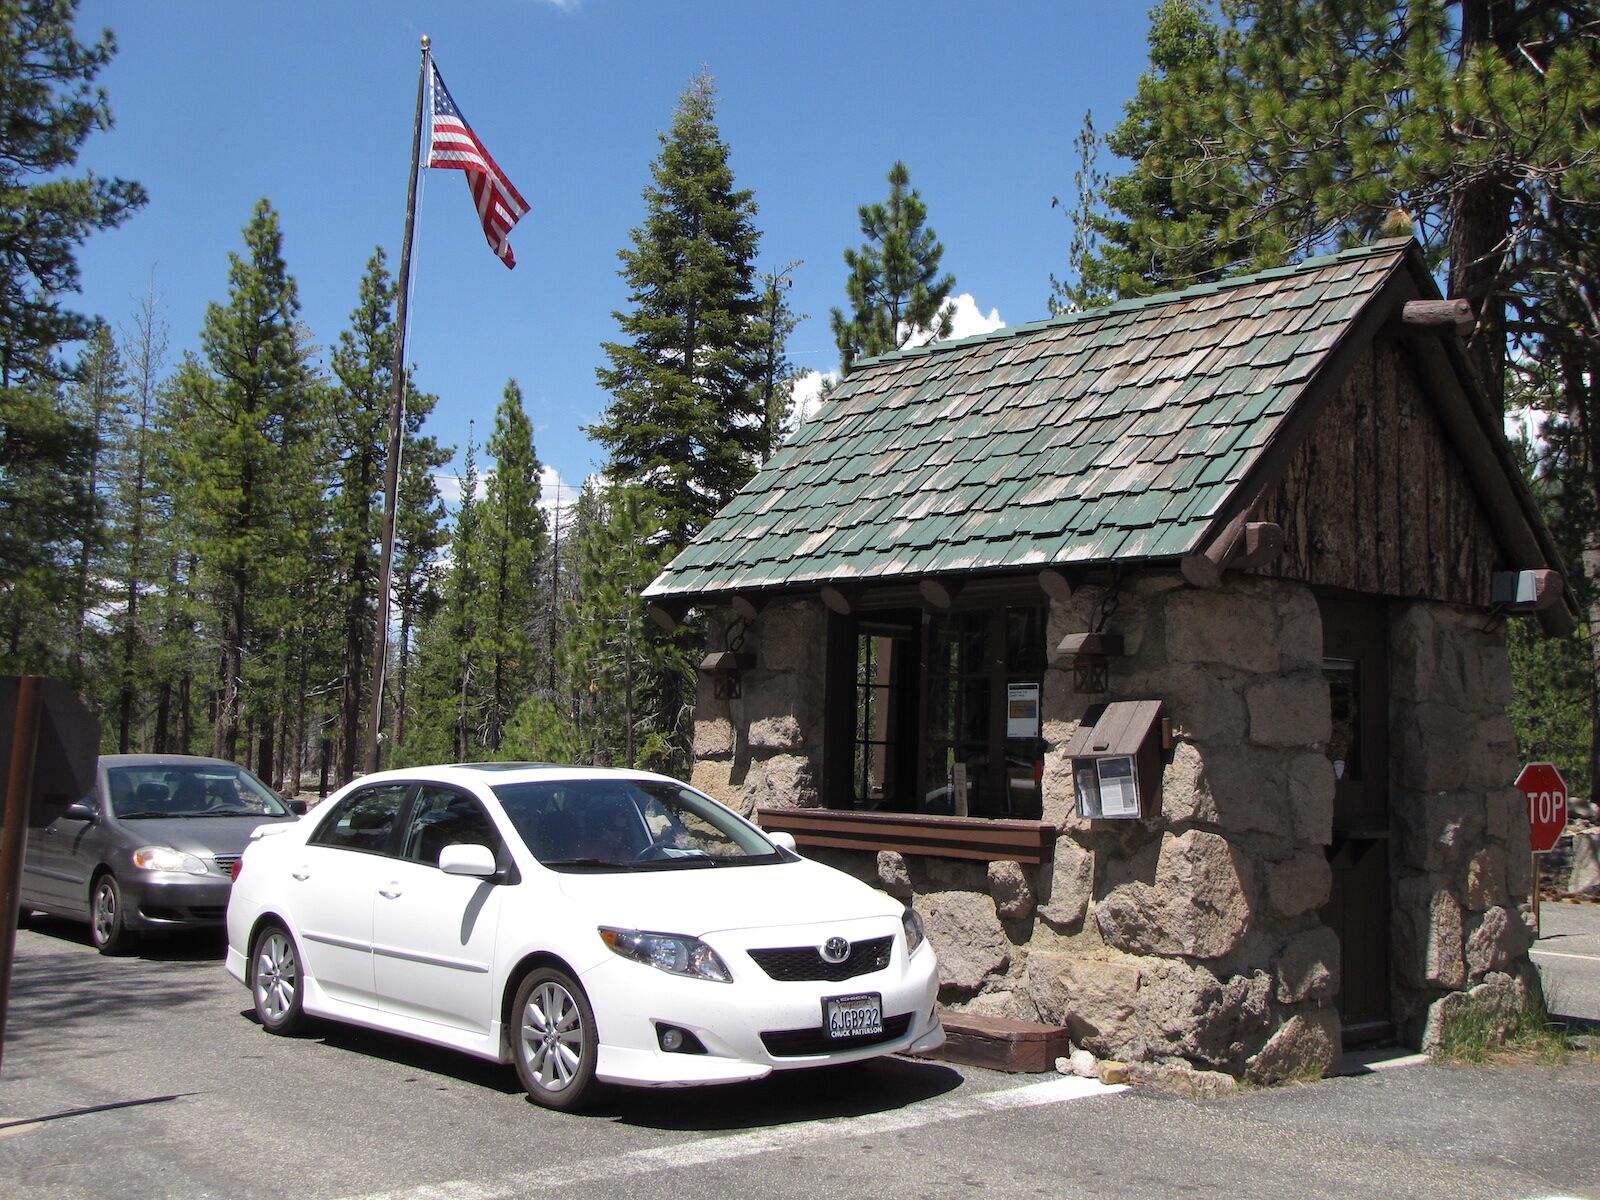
[856, 237, 1416, 370]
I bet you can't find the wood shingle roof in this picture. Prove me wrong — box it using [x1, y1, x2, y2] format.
[643, 239, 1499, 602]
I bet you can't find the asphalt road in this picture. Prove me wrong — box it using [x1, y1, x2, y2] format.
[2, 917, 1597, 1200]
[1536, 900, 1600, 1024]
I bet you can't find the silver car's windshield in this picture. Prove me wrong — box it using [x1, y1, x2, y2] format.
[491, 778, 784, 872]
[108, 764, 290, 819]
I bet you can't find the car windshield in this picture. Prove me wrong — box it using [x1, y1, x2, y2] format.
[108, 763, 291, 819]
[491, 778, 785, 872]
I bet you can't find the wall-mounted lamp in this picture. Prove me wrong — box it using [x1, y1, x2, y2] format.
[699, 617, 755, 700]
[1062, 700, 1168, 820]
[1056, 631, 1125, 694]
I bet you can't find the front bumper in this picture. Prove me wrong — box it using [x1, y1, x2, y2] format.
[581, 918, 944, 1088]
[118, 872, 233, 931]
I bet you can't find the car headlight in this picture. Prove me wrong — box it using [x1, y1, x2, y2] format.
[131, 846, 210, 875]
[598, 927, 732, 983]
[902, 907, 926, 956]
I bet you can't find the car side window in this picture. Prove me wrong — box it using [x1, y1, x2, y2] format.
[309, 783, 410, 854]
[402, 786, 501, 867]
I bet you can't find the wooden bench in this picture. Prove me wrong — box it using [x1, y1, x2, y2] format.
[916, 1010, 1073, 1073]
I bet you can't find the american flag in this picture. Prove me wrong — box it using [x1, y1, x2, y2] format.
[427, 62, 529, 269]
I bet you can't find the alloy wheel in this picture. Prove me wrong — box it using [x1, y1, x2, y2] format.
[519, 980, 585, 1092]
[254, 930, 299, 1024]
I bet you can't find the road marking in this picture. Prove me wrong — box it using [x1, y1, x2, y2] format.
[338, 1075, 1125, 1200]
[1531, 949, 1600, 963]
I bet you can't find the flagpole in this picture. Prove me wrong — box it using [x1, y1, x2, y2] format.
[365, 34, 430, 776]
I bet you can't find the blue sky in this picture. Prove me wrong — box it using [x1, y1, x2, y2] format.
[73, 1, 1156, 507]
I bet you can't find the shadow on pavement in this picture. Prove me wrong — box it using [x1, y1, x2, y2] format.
[599, 1055, 966, 1131]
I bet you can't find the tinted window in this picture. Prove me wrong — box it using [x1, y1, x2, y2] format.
[492, 778, 780, 871]
[107, 762, 290, 819]
[310, 783, 410, 853]
[401, 786, 500, 866]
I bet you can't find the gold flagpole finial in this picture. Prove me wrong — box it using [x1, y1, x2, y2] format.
[421, 34, 430, 51]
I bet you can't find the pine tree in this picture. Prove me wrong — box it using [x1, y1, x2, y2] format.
[564, 485, 682, 770]
[178, 199, 322, 763]
[389, 419, 450, 754]
[1086, 0, 1600, 788]
[830, 161, 956, 375]
[476, 379, 545, 752]
[590, 71, 767, 549]
[755, 262, 803, 459]
[0, 0, 142, 671]
[64, 322, 124, 684]
[110, 286, 168, 750]
[0, 0, 144, 387]
[327, 249, 396, 782]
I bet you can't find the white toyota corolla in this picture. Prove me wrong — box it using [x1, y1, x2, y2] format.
[225, 764, 943, 1110]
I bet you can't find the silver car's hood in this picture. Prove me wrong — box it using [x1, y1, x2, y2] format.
[112, 815, 297, 858]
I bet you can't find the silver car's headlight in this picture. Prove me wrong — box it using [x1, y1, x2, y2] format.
[131, 846, 210, 875]
[902, 907, 926, 956]
[598, 927, 732, 983]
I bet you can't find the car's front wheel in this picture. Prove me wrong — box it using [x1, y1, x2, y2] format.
[250, 924, 307, 1035]
[90, 873, 136, 955]
[511, 967, 598, 1111]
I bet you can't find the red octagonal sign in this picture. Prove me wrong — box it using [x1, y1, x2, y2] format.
[1516, 762, 1568, 853]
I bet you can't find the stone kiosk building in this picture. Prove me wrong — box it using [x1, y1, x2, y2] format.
[644, 240, 1573, 1082]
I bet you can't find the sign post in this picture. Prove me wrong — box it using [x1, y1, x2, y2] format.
[1515, 762, 1569, 937]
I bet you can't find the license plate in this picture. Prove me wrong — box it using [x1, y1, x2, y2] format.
[824, 993, 883, 1040]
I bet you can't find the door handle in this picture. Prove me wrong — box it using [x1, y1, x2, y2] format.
[291, 868, 309, 881]
[378, 884, 402, 899]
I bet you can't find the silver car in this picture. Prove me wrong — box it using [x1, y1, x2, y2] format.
[20, 753, 304, 953]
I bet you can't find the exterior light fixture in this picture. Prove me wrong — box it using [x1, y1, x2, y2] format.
[1056, 631, 1125, 694]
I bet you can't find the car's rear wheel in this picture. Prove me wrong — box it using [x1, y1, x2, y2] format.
[511, 967, 598, 1110]
[90, 873, 136, 955]
[250, 924, 307, 1035]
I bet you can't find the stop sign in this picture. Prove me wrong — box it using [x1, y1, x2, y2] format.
[1515, 762, 1568, 853]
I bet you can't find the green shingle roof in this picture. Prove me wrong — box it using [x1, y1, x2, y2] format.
[646, 240, 1411, 601]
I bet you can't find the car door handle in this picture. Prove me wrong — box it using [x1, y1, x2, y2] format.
[291, 868, 310, 881]
[378, 884, 402, 899]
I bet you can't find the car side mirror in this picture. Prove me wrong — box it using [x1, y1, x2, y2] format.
[768, 831, 797, 854]
[63, 800, 97, 823]
[287, 799, 308, 816]
[439, 843, 497, 878]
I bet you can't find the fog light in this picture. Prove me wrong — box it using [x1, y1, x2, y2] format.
[654, 1023, 706, 1054]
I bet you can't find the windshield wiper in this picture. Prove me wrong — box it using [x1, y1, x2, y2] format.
[116, 810, 169, 819]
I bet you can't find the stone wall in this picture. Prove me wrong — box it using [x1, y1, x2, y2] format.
[688, 575, 1538, 1080]
[1387, 602, 1540, 1047]
[688, 600, 828, 816]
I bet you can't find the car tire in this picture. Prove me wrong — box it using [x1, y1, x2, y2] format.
[90, 873, 137, 955]
[510, 967, 599, 1111]
[250, 924, 308, 1035]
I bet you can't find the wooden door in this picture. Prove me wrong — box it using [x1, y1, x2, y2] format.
[1318, 594, 1393, 1045]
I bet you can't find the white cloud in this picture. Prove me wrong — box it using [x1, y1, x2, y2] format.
[789, 368, 837, 428]
[901, 292, 1005, 351]
[432, 463, 582, 525]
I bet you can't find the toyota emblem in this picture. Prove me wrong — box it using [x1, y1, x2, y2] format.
[820, 936, 851, 963]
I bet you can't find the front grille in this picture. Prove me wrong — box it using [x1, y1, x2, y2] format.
[212, 854, 241, 871]
[748, 935, 893, 982]
[760, 1013, 913, 1057]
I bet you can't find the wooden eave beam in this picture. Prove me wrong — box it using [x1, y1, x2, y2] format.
[646, 598, 690, 632]
[1390, 298, 1476, 339]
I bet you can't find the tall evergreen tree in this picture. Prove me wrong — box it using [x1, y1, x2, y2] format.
[389, 421, 450, 754]
[1082, 0, 1600, 786]
[64, 322, 123, 682]
[0, 0, 144, 387]
[755, 262, 803, 460]
[476, 379, 545, 752]
[110, 286, 168, 750]
[327, 249, 396, 782]
[0, 0, 142, 670]
[177, 199, 321, 763]
[590, 71, 766, 548]
[830, 161, 956, 375]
